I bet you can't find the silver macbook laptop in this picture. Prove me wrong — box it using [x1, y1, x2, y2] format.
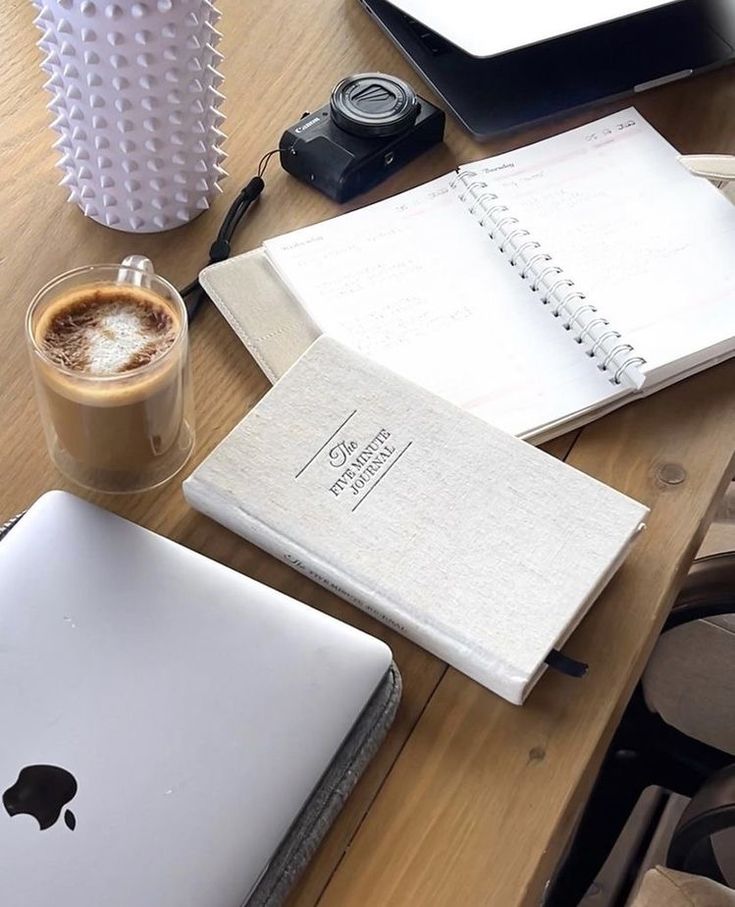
[359, 0, 735, 138]
[0, 491, 392, 907]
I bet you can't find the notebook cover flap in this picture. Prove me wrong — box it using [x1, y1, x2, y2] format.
[200, 249, 319, 383]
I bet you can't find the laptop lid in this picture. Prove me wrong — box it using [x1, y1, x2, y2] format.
[361, 0, 735, 138]
[0, 491, 392, 907]
[383, 0, 683, 58]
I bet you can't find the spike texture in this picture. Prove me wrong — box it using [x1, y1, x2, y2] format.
[34, 0, 227, 234]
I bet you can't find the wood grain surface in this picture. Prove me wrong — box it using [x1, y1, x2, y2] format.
[2, 2, 735, 905]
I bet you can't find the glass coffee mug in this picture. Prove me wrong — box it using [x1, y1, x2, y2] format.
[26, 257, 195, 493]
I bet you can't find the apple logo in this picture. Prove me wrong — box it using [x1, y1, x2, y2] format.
[3, 765, 77, 831]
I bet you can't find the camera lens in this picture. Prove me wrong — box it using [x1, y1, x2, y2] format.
[330, 73, 419, 138]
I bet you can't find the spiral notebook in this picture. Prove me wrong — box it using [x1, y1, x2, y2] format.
[200, 109, 735, 442]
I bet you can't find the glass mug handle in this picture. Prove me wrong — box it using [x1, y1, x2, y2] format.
[118, 254, 155, 287]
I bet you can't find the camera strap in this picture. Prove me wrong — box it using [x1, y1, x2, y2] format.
[181, 149, 279, 322]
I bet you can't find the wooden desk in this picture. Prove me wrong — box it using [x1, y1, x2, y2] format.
[3, 2, 735, 904]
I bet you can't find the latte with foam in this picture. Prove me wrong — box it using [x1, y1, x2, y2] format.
[36, 285, 179, 376]
[28, 276, 193, 493]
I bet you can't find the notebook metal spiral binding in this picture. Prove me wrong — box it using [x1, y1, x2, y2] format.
[451, 170, 646, 388]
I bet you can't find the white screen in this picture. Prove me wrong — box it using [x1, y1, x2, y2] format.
[385, 0, 683, 57]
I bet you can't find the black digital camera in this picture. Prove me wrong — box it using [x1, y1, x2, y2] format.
[279, 73, 445, 203]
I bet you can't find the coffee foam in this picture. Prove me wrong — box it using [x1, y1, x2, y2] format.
[37, 286, 179, 377]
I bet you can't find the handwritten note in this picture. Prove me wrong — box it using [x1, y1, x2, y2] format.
[485, 111, 735, 380]
[264, 176, 619, 438]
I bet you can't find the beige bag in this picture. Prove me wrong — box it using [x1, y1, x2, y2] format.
[634, 867, 735, 906]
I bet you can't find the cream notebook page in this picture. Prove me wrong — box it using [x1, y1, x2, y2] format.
[479, 109, 735, 384]
[262, 176, 624, 439]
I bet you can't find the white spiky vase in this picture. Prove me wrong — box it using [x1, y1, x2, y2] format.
[33, 0, 227, 233]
